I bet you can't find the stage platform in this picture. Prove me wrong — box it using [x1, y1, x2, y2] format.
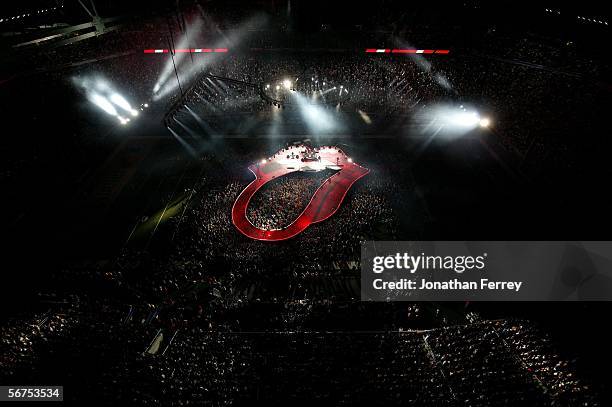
[232, 145, 369, 241]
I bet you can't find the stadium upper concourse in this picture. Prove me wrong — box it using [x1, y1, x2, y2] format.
[1, 0, 611, 405]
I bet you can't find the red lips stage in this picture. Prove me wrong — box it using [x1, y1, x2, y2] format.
[232, 145, 369, 241]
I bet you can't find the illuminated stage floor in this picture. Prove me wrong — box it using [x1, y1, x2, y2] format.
[232, 145, 369, 241]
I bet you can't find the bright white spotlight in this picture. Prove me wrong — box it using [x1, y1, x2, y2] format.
[283, 79, 292, 89]
[479, 117, 491, 128]
[291, 91, 340, 133]
[96, 80, 110, 92]
[144, 103, 149, 108]
[418, 104, 488, 139]
[261, 159, 267, 164]
[110, 93, 133, 113]
[450, 111, 480, 127]
[276, 85, 280, 90]
[357, 110, 372, 124]
[347, 157, 353, 163]
[152, 17, 208, 97]
[131, 109, 139, 117]
[89, 93, 118, 116]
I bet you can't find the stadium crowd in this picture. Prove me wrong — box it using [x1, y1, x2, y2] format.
[246, 169, 335, 230]
[1, 302, 600, 406]
[2, 4, 608, 405]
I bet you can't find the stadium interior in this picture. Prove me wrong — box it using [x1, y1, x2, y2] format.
[1, 0, 611, 405]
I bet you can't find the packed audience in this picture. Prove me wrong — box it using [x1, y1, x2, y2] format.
[1, 5, 608, 405]
[493, 320, 600, 407]
[246, 169, 335, 230]
[1, 300, 600, 406]
[4, 144, 589, 405]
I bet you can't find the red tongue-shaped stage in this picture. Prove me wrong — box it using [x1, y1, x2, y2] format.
[232, 145, 370, 241]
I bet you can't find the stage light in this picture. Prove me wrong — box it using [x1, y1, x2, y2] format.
[357, 110, 372, 124]
[110, 93, 133, 112]
[95, 80, 110, 92]
[144, 103, 149, 108]
[347, 157, 353, 163]
[276, 85, 280, 90]
[261, 159, 267, 164]
[152, 17, 205, 97]
[167, 126, 197, 156]
[283, 79, 292, 89]
[479, 117, 491, 128]
[450, 111, 480, 127]
[89, 93, 118, 116]
[291, 91, 341, 133]
[153, 14, 267, 101]
[418, 104, 489, 138]
[75, 76, 142, 126]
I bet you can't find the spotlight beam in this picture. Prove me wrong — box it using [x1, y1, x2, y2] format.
[154, 18, 204, 93]
[291, 91, 340, 134]
[185, 105, 216, 135]
[152, 14, 267, 101]
[174, 118, 202, 139]
[89, 92, 117, 116]
[167, 126, 197, 156]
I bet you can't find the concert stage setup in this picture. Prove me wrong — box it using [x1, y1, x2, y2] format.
[232, 145, 369, 241]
